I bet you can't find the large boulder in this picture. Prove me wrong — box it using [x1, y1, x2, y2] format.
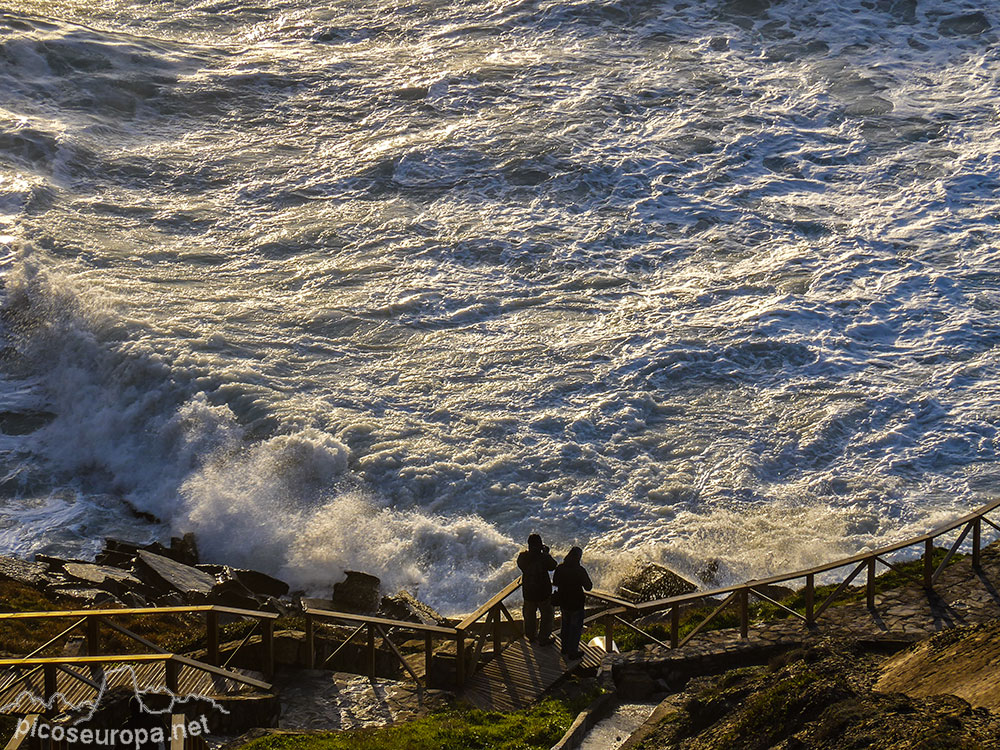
[615, 563, 697, 604]
[379, 590, 450, 627]
[938, 12, 990, 36]
[134, 550, 216, 600]
[331, 571, 381, 614]
[198, 564, 289, 599]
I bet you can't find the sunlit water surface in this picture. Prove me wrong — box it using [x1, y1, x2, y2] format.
[0, 0, 998, 610]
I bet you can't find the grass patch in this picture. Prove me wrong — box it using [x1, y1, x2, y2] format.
[590, 547, 966, 652]
[235, 692, 601, 750]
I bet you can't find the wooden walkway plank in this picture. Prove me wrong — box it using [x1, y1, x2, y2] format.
[461, 635, 606, 711]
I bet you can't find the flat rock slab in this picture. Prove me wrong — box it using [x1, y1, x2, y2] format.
[877, 620, 1000, 711]
[0, 555, 49, 586]
[64, 562, 142, 592]
[136, 550, 215, 597]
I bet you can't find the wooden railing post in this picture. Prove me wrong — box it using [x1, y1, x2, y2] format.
[425, 633, 434, 680]
[367, 623, 376, 679]
[924, 539, 934, 588]
[86, 615, 100, 656]
[492, 606, 501, 657]
[805, 574, 814, 625]
[604, 615, 614, 652]
[455, 633, 465, 689]
[305, 614, 315, 669]
[43, 663, 57, 712]
[670, 605, 679, 649]
[973, 518, 982, 571]
[206, 611, 219, 666]
[262, 618, 275, 678]
[165, 658, 180, 693]
[738, 589, 749, 639]
[866, 557, 876, 610]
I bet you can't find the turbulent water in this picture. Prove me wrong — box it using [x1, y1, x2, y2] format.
[0, 0, 998, 611]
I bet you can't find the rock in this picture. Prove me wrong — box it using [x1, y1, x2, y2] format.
[616, 563, 698, 604]
[34, 554, 72, 571]
[154, 592, 188, 607]
[0, 410, 56, 435]
[120, 591, 149, 608]
[877, 621, 1000, 711]
[47, 586, 121, 606]
[134, 550, 216, 600]
[62, 562, 143, 597]
[0, 554, 49, 587]
[938, 12, 990, 36]
[210, 578, 262, 610]
[331, 571, 381, 614]
[750, 584, 795, 603]
[696, 560, 721, 587]
[169, 533, 200, 566]
[95, 538, 143, 568]
[395, 86, 428, 101]
[379, 590, 450, 627]
[261, 596, 291, 617]
[198, 564, 289, 598]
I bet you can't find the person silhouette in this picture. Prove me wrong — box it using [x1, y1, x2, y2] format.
[516, 533, 557, 645]
[552, 546, 592, 659]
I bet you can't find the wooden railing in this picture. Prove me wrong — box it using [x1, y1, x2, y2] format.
[303, 607, 458, 686]
[579, 496, 1000, 651]
[0, 653, 269, 714]
[2, 498, 996, 700]
[0, 604, 278, 709]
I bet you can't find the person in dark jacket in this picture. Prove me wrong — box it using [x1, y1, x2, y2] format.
[552, 546, 592, 659]
[517, 533, 557, 644]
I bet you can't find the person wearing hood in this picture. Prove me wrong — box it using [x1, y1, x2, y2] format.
[552, 546, 592, 660]
[516, 533, 557, 644]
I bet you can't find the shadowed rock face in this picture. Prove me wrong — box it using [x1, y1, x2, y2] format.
[631, 639, 1000, 750]
[877, 620, 1000, 712]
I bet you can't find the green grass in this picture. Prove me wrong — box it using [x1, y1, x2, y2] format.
[235, 693, 600, 750]
[587, 546, 966, 652]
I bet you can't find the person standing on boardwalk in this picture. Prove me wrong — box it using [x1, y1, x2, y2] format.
[553, 546, 593, 660]
[517, 533, 557, 645]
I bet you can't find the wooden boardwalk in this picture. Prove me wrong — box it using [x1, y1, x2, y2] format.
[461, 636, 604, 711]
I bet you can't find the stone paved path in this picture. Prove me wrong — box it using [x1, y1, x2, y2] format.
[273, 669, 450, 731]
[607, 541, 1000, 697]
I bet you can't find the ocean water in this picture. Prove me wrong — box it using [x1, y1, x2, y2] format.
[0, 0, 998, 612]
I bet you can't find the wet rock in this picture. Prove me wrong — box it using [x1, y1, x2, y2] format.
[938, 12, 990, 36]
[120, 590, 150, 608]
[379, 590, 450, 627]
[198, 564, 289, 598]
[616, 563, 698, 604]
[0, 410, 56, 435]
[845, 96, 894, 116]
[331, 571, 381, 614]
[211, 578, 263, 610]
[395, 86, 428, 100]
[95, 538, 144, 568]
[62, 562, 143, 597]
[154, 592, 188, 607]
[169, 533, 200, 566]
[0, 554, 49, 587]
[135, 550, 216, 600]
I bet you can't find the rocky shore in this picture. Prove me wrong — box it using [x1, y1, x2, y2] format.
[0, 534, 455, 627]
